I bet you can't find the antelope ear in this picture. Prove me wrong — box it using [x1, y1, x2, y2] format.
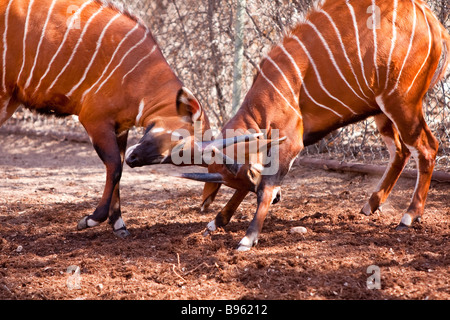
[176, 87, 203, 124]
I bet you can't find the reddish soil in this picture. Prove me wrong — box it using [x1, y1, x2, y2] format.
[0, 132, 449, 300]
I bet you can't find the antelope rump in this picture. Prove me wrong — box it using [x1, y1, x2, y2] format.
[127, 0, 450, 251]
[0, 0, 215, 237]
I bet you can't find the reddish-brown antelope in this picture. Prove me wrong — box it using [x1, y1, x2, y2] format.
[127, 0, 450, 251]
[0, 0, 221, 237]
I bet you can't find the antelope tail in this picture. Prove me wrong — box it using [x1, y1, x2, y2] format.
[430, 28, 450, 90]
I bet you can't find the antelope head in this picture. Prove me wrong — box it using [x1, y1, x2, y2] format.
[174, 133, 287, 192]
[125, 87, 208, 167]
[125, 87, 265, 169]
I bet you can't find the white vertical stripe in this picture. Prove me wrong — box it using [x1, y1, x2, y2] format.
[93, 29, 149, 95]
[46, 6, 105, 94]
[81, 22, 140, 101]
[24, 0, 58, 91]
[121, 45, 157, 85]
[346, 1, 375, 96]
[257, 66, 302, 120]
[2, 0, 14, 93]
[306, 20, 370, 108]
[265, 56, 297, 105]
[278, 43, 343, 118]
[372, 0, 380, 87]
[385, 0, 399, 90]
[17, 0, 35, 84]
[389, 1, 417, 96]
[67, 13, 121, 97]
[34, 0, 95, 95]
[319, 9, 371, 100]
[406, 5, 432, 94]
[135, 98, 145, 125]
[291, 34, 356, 116]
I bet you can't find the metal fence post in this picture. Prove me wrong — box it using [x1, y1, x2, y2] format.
[231, 0, 246, 116]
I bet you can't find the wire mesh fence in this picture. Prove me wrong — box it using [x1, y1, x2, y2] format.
[2, 0, 449, 173]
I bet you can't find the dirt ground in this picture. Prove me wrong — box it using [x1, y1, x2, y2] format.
[0, 131, 449, 300]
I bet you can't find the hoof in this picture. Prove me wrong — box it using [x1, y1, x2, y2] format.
[360, 202, 373, 216]
[236, 236, 257, 252]
[203, 220, 217, 237]
[113, 227, 130, 239]
[236, 244, 252, 252]
[202, 229, 211, 237]
[396, 214, 421, 231]
[77, 216, 89, 230]
[360, 202, 383, 216]
[77, 215, 99, 230]
[395, 222, 410, 231]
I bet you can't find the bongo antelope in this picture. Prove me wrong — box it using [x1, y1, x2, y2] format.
[0, 0, 216, 237]
[130, 0, 450, 250]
